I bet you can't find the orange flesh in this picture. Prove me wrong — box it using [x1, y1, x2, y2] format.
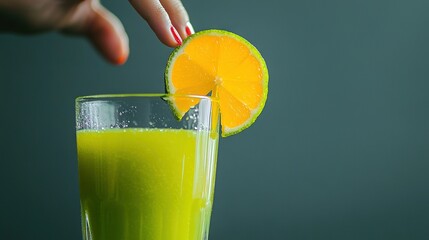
[170, 35, 265, 130]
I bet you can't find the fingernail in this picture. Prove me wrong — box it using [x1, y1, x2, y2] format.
[170, 26, 182, 45]
[116, 54, 127, 65]
[185, 22, 195, 36]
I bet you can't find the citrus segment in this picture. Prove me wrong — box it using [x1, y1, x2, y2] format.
[220, 81, 263, 109]
[217, 86, 252, 132]
[217, 36, 252, 76]
[182, 36, 220, 77]
[165, 30, 268, 137]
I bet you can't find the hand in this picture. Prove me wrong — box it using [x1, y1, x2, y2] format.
[0, 0, 194, 65]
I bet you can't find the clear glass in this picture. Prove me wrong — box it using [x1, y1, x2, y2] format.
[75, 94, 219, 240]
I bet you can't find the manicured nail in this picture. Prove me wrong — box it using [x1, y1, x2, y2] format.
[170, 26, 182, 45]
[185, 22, 195, 36]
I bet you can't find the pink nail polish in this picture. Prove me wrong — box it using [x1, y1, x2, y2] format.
[170, 26, 182, 45]
[185, 22, 195, 36]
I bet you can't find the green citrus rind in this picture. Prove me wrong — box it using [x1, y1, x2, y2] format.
[164, 29, 269, 137]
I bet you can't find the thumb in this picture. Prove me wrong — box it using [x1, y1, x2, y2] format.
[62, 2, 129, 65]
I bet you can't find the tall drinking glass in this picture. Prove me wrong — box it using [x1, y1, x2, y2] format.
[75, 94, 219, 240]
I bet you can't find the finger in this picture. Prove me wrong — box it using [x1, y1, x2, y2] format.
[61, 2, 129, 65]
[87, 5, 129, 64]
[129, 0, 182, 47]
[160, 0, 194, 39]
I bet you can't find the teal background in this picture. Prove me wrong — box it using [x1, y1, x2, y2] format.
[1, 0, 429, 239]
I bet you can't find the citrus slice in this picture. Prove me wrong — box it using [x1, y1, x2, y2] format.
[165, 29, 269, 137]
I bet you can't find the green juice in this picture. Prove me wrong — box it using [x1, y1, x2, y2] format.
[77, 128, 218, 240]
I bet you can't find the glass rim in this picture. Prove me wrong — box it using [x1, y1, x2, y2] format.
[76, 93, 218, 103]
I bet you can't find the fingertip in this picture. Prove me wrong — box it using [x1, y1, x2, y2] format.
[159, 0, 192, 40]
[115, 53, 128, 65]
[149, 23, 183, 48]
[170, 25, 183, 46]
[172, 21, 194, 40]
[87, 6, 129, 65]
[147, 20, 184, 48]
[130, 0, 185, 48]
[185, 22, 195, 36]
